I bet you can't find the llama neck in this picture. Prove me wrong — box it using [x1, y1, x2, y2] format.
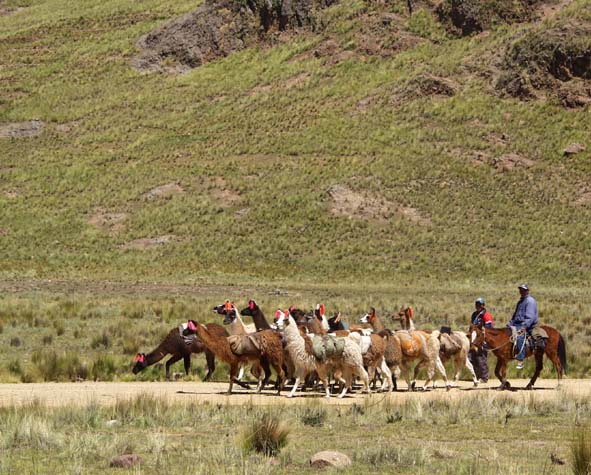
[284, 316, 305, 346]
[146, 347, 167, 365]
[252, 308, 271, 331]
[371, 315, 386, 332]
[227, 311, 249, 335]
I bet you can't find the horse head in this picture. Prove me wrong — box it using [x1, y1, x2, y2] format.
[468, 323, 485, 351]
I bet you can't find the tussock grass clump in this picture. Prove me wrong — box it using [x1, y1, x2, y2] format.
[0, 411, 64, 450]
[239, 413, 290, 456]
[299, 405, 327, 427]
[31, 349, 88, 382]
[90, 354, 117, 381]
[572, 427, 591, 475]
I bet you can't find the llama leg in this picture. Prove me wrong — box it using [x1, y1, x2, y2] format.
[288, 377, 301, 398]
[435, 356, 450, 390]
[358, 366, 370, 395]
[204, 350, 215, 381]
[317, 367, 332, 399]
[183, 355, 191, 376]
[227, 366, 236, 395]
[464, 355, 479, 386]
[237, 364, 245, 381]
[380, 360, 393, 392]
[335, 369, 349, 399]
[257, 358, 271, 393]
[165, 355, 182, 381]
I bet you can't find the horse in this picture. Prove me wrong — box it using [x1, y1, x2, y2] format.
[469, 323, 567, 390]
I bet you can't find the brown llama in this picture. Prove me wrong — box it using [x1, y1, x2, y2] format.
[192, 320, 285, 395]
[132, 323, 226, 380]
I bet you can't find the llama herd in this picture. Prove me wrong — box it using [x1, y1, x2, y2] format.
[133, 300, 479, 398]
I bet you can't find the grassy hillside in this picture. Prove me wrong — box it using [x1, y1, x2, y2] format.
[1, 0, 590, 290]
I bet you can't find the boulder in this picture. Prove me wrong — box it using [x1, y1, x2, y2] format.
[563, 143, 586, 156]
[109, 454, 142, 468]
[310, 450, 352, 469]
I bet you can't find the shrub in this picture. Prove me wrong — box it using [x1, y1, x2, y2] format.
[90, 355, 116, 381]
[91, 332, 112, 349]
[7, 359, 22, 375]
[239, 413, 290, 456]
[10, 337, 21, 347]
[299, 406, 326, 427]
[42, 334, 53, 345]
[572, 427, 591, 475]
[31, 350, 88, 381]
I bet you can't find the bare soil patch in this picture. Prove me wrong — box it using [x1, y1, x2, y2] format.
[0, 379, 583, 408]
[326, 184, 430, 225]
[121, 235, 180, 250]
[88, 209, 127, 234]
[0, 120, 44, 138]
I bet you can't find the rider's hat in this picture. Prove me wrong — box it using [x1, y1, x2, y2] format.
[518, 283, 529, 290]
[475, 297, 485, 306]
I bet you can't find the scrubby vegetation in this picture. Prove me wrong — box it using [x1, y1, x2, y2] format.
[0, 392, 589, 473]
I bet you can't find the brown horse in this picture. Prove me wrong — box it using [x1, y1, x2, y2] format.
[469, 323, 567, 390]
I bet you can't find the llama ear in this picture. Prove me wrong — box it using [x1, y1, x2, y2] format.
[408, 307, 414, 319]
[224, 300, 232, 311]
[188, 320, 197, 331]
[134, 354, 140, 363]
[274, 309, 283, 320]
[289, 305, 295, 312]
[319, 304, 325, 316]
[138, 354, 145, 363]
[249, 300, 255, 310]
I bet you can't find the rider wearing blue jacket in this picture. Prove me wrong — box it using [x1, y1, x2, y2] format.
[508, 284, 543, 369]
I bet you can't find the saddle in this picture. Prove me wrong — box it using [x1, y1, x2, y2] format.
[228, 334, 262, 355]
[439, 332, 463, 355]
[509, 325, 548, 357]
[311, 334, 346, 361]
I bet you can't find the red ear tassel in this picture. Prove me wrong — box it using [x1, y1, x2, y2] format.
[408, 307, 414, 319]
[319, 304, 325, 316]
[224, 300, 232, 311]
[249, 300, 255, 310]
[134, 354, 140, 363]
[139, 355, 145, 363]
[188, 321, 196, 331]
[275, 309, 283, 320]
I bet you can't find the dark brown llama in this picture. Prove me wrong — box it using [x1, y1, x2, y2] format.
[132, 323, 226, 380]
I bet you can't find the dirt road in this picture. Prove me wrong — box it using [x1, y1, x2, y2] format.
[0, 378, 586, 408]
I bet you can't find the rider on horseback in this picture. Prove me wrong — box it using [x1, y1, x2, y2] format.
[507, 283, 544, 370]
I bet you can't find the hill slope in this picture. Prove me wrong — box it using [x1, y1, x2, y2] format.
[0, 0, 590, 287]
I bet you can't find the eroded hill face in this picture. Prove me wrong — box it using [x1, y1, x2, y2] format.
[133, 0, 337, 73]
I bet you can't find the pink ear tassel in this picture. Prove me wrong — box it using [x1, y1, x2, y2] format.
[249, 300, 255, 310]
[188, 321, 196, 331]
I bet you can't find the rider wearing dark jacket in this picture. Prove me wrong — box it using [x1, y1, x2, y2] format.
[508, 284, 543, 369]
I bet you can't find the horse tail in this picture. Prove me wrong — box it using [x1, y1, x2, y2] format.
[558, 333, 568, 375]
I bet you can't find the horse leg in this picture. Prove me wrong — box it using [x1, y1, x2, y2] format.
[496, 360, 510, 390]
[165, 354, 182, 381]
[183, 355, 191, 376]
[545, 342, 564, 388]
[526, 351, 544, 390]
[204, 350, 215, 381]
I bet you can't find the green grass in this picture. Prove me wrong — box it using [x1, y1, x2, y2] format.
[0, 0, 589, 288]
[0, 392, 589, 473]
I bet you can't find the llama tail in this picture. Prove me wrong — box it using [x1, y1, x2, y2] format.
[558, 334, 568, 375]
